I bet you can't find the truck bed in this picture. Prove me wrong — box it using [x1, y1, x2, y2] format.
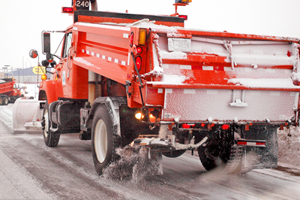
[0, 78, 14, 95]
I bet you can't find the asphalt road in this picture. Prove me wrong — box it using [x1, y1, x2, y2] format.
[1, 104, 300, 200]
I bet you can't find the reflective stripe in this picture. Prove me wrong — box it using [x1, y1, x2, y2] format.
[237, 140, 266, 147]
[81, 49, 128, 66]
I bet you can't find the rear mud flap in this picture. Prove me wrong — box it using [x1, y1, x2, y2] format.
[241, 127, 278, 169]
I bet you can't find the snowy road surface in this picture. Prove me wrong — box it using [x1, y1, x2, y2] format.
[1, 104, 300, 200]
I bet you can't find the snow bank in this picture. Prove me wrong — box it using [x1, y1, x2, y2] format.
[278, 127, 300, 167]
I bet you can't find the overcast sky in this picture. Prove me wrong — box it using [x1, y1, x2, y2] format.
[1, 0, 300, 71]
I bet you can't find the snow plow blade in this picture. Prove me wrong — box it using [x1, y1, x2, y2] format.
[12, 98, 44, 133]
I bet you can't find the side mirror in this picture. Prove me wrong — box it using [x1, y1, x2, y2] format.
[42, 32, 51, 54]
[29, 49, 38, 59]
[46, 53, 53, 62]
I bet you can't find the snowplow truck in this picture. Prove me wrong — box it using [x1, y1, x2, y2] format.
[0, 78, 22, 105]
[20, 0, 300, 175]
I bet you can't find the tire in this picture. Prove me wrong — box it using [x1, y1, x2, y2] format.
[198, 145, 222, 171]
[3, 96, 8, 105]
[9, 97, 16, 104]
[0, 96, 9, 105]
[42, 102, 60, 147]
[162, 150, 186, 158]
[92, 105, 120, 176]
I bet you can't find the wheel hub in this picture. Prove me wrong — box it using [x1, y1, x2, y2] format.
[94, 119, 108, 163]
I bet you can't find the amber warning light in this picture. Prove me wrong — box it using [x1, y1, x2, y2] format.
[175, 0, 192, 3]
[62, 7, 74, 13]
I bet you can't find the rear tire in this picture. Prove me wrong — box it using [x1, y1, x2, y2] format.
[92, 105, 120, 176]
[42, 102, 60, 147]
[162, 150, 186, 158]
[0, 96, 8, 105]
[198, 145, 222, 171]
[3, 96, 8, 105]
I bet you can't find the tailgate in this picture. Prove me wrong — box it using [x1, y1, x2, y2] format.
[147, 28, 300, 123]
[162, 88, 298, 122]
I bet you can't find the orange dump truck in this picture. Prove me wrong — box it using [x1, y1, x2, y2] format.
[0, 78, 22, 105]
[16, 0, 300, 175]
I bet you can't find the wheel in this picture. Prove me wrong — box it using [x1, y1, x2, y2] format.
[198, 145, 222, 171]
[42, 102, 60, 147]
[92, 105, 120, 176]
[9, 97, 16, 103]
[3, 96, 8, 105]
[0, 96, 8, 105]
[162, 150, 186, 158]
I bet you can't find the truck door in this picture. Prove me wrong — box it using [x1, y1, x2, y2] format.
[60, 31, 88, 99]
[61, 32, 73, 95]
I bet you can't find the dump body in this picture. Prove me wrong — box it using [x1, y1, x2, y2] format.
[0, 78, 14, 95]
[146, 29, 300, 124]
[58, 12, 300, 125]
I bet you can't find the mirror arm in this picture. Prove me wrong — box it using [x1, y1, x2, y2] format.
[53, 54, 61, 60]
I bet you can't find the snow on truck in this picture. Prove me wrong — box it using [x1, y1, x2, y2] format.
[0, 78, 22, 105]
[13, 0, 300, 175]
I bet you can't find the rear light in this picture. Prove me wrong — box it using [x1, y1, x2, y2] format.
[138, 29, 147, 45]
[129, 32, 134, 47]
[182, 123, 195, 129]
[245, 124, 250, 131]
[136, 46, 143, 54]
[201, 123, 205, 127]
[149, 114, 156, 123]
[221, 124, 230, 130]
[135, 56, 142, 70]
[182, 124, 190, 129]
[178, 15, 188, 20]
[62, 7, 74, 13]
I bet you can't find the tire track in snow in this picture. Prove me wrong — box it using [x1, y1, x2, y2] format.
[0, 135, 125, 200]
[0, 150, 54, 200]
[0, 106, 13, 134]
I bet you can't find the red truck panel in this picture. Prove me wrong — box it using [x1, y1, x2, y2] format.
[0, 80, 14, 95]
[73, 22, 131, 84]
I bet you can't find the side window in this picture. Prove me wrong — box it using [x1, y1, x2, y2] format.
[62, 32, 72, 58]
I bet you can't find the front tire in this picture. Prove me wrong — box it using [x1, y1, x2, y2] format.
[92, 105, 120, 176]
[42, 102, 60, 147]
